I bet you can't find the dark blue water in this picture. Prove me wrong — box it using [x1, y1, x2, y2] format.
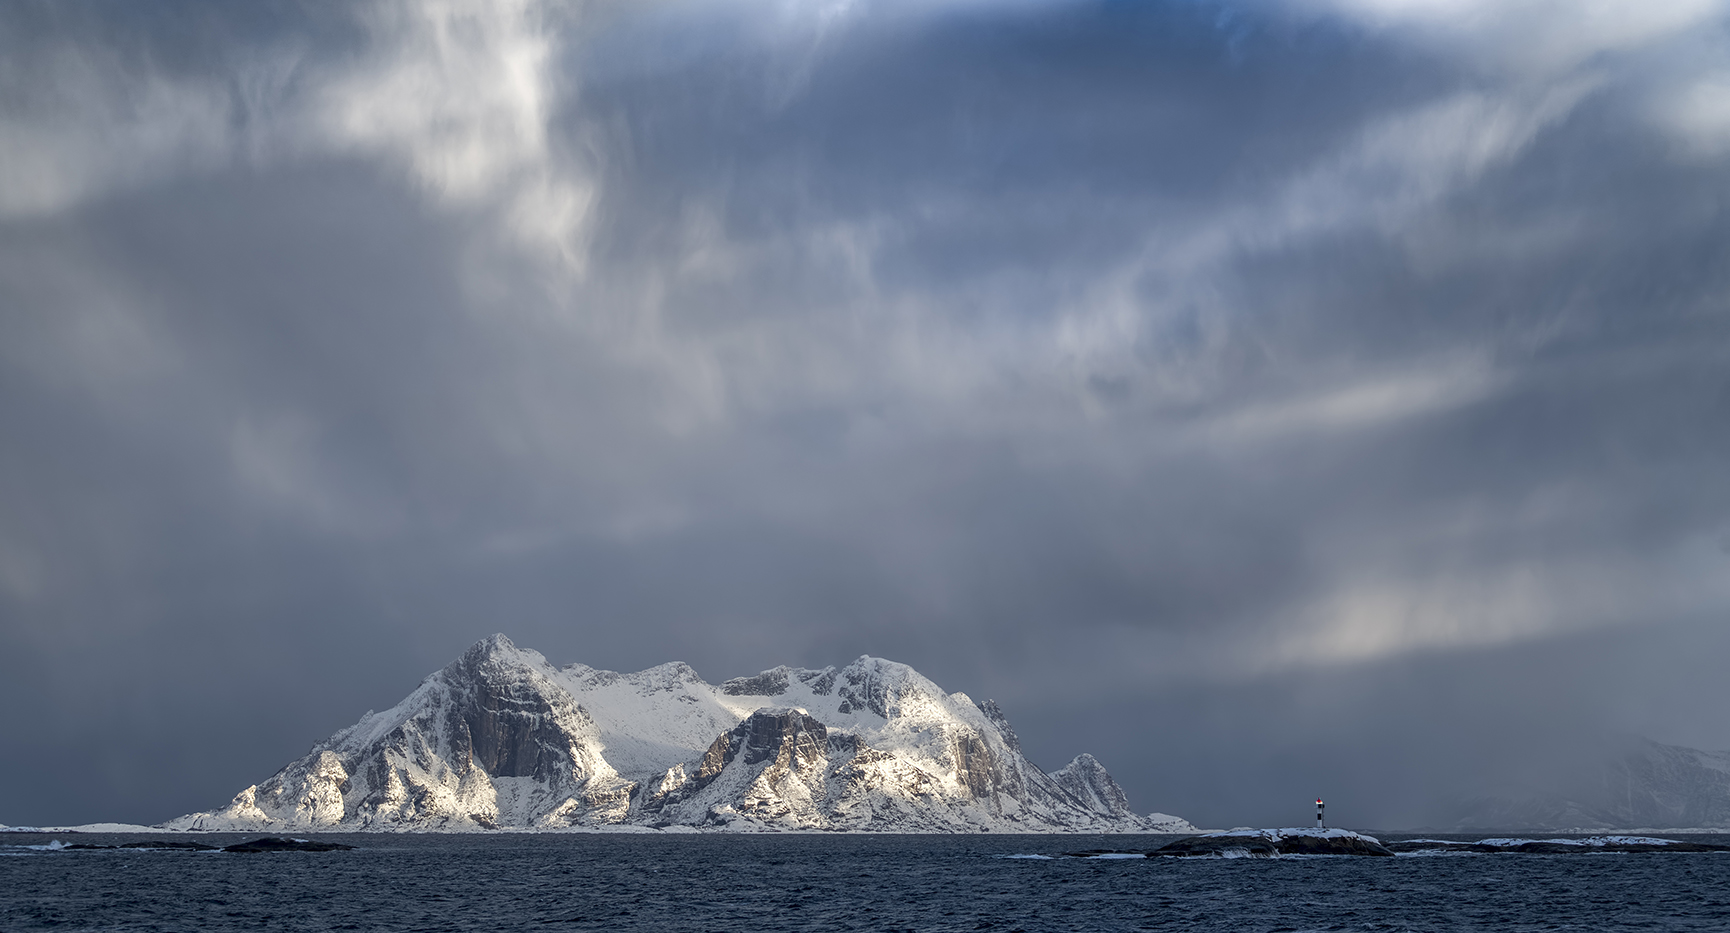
[5, 832, 1729, 931]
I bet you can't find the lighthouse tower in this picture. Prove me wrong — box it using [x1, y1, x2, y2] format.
[1316, 798, 1325, 829]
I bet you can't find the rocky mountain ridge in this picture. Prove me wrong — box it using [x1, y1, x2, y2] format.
[1445, 737, 1730, 831]
[167, 635, 1193, 833]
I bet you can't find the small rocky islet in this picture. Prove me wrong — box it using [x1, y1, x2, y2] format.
[1383, 835, 1730, 854]
[59, 837, 354, 853]
[1063, 828, 1396, 858]
[1063, 828, 1730, 858]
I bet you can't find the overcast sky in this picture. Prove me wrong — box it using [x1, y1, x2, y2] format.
[3, 0, 1730, 830]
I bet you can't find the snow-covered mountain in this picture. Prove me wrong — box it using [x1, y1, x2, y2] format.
[166, 635, 1193, 833]
[1446, 737, 1730, 831]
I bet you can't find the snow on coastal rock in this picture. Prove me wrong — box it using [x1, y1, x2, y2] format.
[1151, 828, 1395, 857]
[1384, 835, 1730, 854]
[165, 635, 1195, 833]
[0, 822, 160, 834]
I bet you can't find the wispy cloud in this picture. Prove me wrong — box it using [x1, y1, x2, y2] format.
[4, 0, 1730, 827]
[0, 48, 232, 216]
[314, 0, 597, 264]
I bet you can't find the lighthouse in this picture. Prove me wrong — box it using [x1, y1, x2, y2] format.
[1316, 798, 1325, 829]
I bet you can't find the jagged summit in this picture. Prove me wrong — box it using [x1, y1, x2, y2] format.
[471, 631, 521, 656]
[719, 655, 936, 720]
[1050, 754, 1134, 818]
[166, 636, 1194, 834]
[450, 632, 547, 671]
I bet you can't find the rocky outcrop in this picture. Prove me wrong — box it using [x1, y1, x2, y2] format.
[1062, 828, 1395, 858]
[642, 708, 833, 827]
[167, 635, 1194, 833]
[1044, 755, 1193, 832]
[1385, 835, 1730, 854]
[1049, 754, 1135, 819]
[1150, 828, 1394, 857]
[63, 840, 219, 851]
[220, 837, 355, 853]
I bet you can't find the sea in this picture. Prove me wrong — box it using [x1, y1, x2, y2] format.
[4, 831, 1729, 932]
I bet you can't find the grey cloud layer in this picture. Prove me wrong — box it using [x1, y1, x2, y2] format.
[2, 0, 1728, 828]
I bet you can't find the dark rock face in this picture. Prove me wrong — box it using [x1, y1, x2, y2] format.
[451, 638, 590, 780]
[1048, 754, 1135, 819]
[345, 635, 609, 827]
[952, 731, 1000, 800]
[681, 706, 829, 782]
[835, 666, 893, 718]
[1274, 834, 1394, 856]
[1151, 835, 1280, 857]
[738, 709, 828, 768]
[722, 668, 791, 697]
[722, 665, 840, 698]
[798, 668, 838, 696]
[976, 700, 1022, 755]
[643, 708, 830, 816]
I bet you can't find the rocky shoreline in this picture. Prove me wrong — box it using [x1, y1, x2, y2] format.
[54, 837, 355, 853]
[1385, 836, 1730, 854]
[1062, 829, 1730, 858]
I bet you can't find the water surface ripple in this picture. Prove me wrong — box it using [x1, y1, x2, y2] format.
[4, 832, 1728, 932]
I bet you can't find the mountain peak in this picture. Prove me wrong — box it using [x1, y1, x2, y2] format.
[465, 633, 519, 660]
[1049, 753, 1136, 819]
[166, 636, 1189, 833]
[449, 633, 551, 681]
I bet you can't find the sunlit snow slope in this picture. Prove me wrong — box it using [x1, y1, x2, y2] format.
[166, 635, 1193, 833]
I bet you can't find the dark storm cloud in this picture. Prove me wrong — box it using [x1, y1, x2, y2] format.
[2, 0, 1729, 827]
